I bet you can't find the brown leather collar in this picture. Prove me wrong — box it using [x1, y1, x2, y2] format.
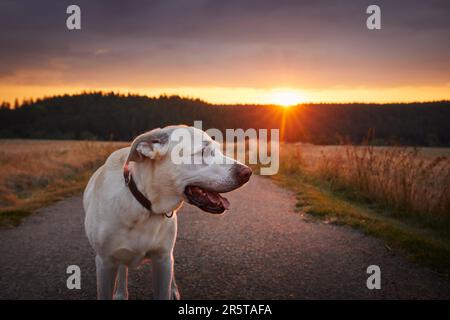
[123, 163, 175, 218]
[123, 163, 153, 212]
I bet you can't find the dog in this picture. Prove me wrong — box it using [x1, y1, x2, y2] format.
[83, 125, 252, 299]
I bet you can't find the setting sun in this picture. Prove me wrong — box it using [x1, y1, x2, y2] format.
[269, 90, 304, 107]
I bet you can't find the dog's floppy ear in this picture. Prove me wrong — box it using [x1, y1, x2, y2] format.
[126, 130, 169, 163]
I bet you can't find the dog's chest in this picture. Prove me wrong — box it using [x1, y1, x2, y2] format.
[110, 215, 177, 267]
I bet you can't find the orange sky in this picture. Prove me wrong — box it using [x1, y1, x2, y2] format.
[1, 1, 449, 105]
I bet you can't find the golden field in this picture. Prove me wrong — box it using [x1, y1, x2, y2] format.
[281, 143, 450, 217]
[0, 140, 127, 226]
[1, 139, 448, 224]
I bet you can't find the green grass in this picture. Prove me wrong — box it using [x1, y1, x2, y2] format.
[273, 172, 450, 277]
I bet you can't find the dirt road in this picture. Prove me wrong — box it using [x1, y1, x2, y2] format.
[0, 176, 449, 299]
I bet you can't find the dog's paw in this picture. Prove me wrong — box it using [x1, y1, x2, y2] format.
[113, 293, 128, 300]
[172, 290, 181, 300]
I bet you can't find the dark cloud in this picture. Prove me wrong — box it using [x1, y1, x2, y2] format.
[0, 0, 448, 88]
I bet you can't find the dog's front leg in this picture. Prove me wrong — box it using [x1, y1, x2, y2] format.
[171, 274, 181, 300]
[113, 264, 129, 300]
[151, 252, 174, 300]
[95, 255, 118, 300]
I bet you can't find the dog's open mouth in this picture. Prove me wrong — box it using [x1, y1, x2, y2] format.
[184, 186, 230, 214]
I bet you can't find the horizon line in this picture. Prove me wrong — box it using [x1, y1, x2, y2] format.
[2, 90, 450, 108]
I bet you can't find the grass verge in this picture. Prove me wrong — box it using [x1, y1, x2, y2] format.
[272, 172, 450, 278]
[0, 172, 90, 227]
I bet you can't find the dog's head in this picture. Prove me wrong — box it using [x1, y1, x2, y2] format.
[126, 125, 252, 214]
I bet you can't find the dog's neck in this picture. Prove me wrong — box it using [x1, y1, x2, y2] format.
[129, 161, 184, 215]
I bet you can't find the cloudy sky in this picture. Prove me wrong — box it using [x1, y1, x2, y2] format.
[0, 0, 449, 104]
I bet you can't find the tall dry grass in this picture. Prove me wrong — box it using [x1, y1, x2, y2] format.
[0, 140, 127, 211]
[280, 143, 450, 219]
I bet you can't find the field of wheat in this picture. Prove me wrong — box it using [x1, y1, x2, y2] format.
[280, 143, 450, 219]
[0, 140, 127, 225]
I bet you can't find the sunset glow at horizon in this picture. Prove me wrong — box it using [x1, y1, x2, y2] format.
[1, 84, 449, 106]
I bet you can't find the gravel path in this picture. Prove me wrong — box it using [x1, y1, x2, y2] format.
[0, 175, 449, 299]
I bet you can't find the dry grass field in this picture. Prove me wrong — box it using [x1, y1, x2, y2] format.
[0, 140, 127, 227]
[282, 143, 450, 217]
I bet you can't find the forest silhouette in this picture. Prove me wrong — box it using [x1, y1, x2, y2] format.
[1, 92, 449, 146]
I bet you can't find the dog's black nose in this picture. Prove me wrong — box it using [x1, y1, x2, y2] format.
[235, 165, 252, 183]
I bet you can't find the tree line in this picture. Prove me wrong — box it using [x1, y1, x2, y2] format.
[0, 92, 449, 146]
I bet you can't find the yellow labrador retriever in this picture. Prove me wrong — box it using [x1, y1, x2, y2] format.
[83, 125, 252, 299]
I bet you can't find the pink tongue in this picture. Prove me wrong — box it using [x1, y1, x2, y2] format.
[189, 187, 230, 210]
[205, 190, 230, 210]
[220, 197, 230, 210]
